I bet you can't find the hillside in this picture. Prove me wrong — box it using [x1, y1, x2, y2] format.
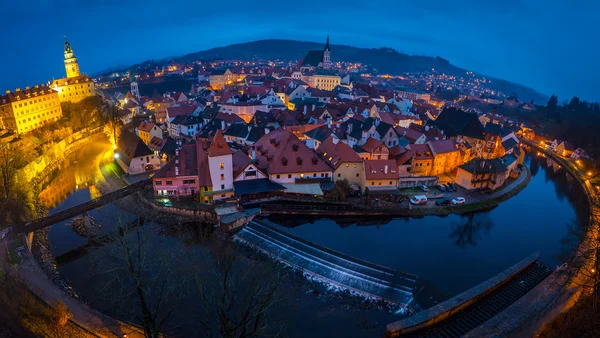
[118, 39, 550, 104]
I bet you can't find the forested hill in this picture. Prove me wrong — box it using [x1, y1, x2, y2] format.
[122, 39, 548, 104]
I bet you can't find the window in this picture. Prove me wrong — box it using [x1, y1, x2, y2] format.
[371, 182, 374, 186]
[356, 173, 359, 177]
[220, 174, 225, 180]
[338, 173, 341, 177]
[221, 184, 225, 190]
[276, 174, 280, 179]
[353, 164, 357, 168]
[389, 181, 393, 185]
[246, 170, 256, 177]
[288, 174, 292, 179]
[166, 181, 172, 185]
[220, 162, 224, 169]
[155, 181, 162, 185]
[203, 186, 208, 192]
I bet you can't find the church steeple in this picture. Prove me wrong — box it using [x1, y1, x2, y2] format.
[322, 33, 331, 69]
[324, 33, 330, 52]
[63, 37, 80, 78]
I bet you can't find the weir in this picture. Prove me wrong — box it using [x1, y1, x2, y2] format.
[234, 219, 419, 308]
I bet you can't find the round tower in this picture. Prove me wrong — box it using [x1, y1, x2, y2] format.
[64, 37, 81, 78]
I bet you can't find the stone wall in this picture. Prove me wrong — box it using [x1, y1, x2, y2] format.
[17, 126, 102, 183]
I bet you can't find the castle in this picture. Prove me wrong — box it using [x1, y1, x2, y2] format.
[0, 38, 96, 134]
[50, 37, 96, 103]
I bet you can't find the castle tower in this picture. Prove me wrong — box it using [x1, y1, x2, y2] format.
[323, 34, 331, 69]
[63, 37, 81, 78]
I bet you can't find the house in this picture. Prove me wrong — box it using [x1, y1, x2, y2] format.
[428, 140, 461, 176]
[252, 128, 333, 185]
[555, 141, 576, 158]
[395, 126, 427, 144]
[571, 147, 590, 160]
[362, 160, 400, 194]
[355, 137, 390, 160]
[456, 156, 518, 190]
[168, 115, 204, 139]
[116, 108, 133, 125]
[317, 136, 363, 188]
[206, 130, 234, 200]
[136, 121, 163, 145]
[232, 149, 287, 201]
[284, 85, 311, 108]
[152, 143, 199, 197]
[406, 143, 434, 176]
[117, 130, 160, 174]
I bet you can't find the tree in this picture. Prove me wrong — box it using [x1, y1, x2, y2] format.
[0, 143, 33, 225]
[329, 179, 351, 202]
[192, 239, 284, 338]
[97, 213, 185, 338]
[103, 103, 122, 149]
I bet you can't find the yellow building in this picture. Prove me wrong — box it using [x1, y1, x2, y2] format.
[50, 38, 96, 103]
[301, 72, 341, 91]
[0, 85, 63, 134]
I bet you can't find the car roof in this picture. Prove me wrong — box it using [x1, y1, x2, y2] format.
[413, 195, 427, 199]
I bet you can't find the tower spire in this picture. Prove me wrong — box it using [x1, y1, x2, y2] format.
[324, 32, 330, 52]
[63, 37, 80, 78]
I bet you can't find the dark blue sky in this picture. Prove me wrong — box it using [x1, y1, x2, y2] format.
[1, 0, 598, 102]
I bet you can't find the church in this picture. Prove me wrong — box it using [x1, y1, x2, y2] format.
[50, 38, 96, 103]
[298, 35, 332, 72]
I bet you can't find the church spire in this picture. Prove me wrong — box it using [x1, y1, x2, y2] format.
[324, 33, 330, 52]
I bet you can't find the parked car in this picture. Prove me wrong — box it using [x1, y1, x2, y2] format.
[410, 195, 428, 205]
[436, 184, 446, 192]
[417, 185, 428, 192]
[448, 183, 458, 191]
[436, 198, 451, 206]
[451, 197, 466, 205]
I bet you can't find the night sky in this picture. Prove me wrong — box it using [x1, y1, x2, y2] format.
[1, 0, 598, 102]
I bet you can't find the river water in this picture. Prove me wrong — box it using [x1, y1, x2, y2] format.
[42, 147, 588, 337]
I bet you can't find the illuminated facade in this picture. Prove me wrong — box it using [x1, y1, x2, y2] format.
[50, 38, 96, 103]
[0, 85, 63, 134]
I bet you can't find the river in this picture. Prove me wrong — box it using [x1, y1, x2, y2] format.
[42, 147, 588, 337]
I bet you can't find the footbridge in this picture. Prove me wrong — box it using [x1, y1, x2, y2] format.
[234, 220, 420, 308]
[385, 252, 552, 337]
[19, 180, 150, 234]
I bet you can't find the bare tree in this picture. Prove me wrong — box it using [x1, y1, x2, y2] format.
[95, 212, 185, 338]
[191, 239, 284, 338]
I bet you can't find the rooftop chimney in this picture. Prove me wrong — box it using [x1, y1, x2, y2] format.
[384, 165, 389, 174]
[264, 127, 270, 135]
[251, 146, 256, 161]
[221, 120, 226, 130]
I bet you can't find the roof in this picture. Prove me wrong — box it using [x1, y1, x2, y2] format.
[224, 123, 250, 138]
[171, 114, 203, 126]
[407, 143, 433, 160]
[395, 126, 424, 143]
[118, 130, 153, 165]
[252, 128, 332, 174]
[233, 178, 285, 196]
[364, 160, 399, 180]
[153, 144, 198, 178]
[317, 136, 362, 168]
[502, 138, 518, 151]
[50, 75, 94, 87]
[459, 158, 508, 175]
[428, 139, 458, 155]
[484, 122, 504, 136]
[395, 149, 414, 166]
[216, 111, 245, 124]
[167, 104, 198, 118]
[360, 137, 387, 153]
[281, 183, 323, 195]
[302, 50, 324, 67]
[207, 130, 232, 157]
[433, 108, 485, 140]
[1, 84, 58, 104]
[148, 136, 167, 152]
[196, 139, 212, 187]
[138, 121, 156, 133]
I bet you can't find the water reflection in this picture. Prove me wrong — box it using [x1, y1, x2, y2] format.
[449, 213, 494, 249]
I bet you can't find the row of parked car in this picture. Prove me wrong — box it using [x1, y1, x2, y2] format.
[409, 196, 466, 206]
[417, 183, 458, 192]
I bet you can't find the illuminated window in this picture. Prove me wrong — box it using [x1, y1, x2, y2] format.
[220, 174, 225, 180]
[220, 162, 224, 169]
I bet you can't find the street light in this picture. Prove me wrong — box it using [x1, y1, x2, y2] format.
[114, 153, 119, 159]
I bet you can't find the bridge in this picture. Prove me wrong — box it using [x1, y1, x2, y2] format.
[385, 252, 552, 337]
[19, 180, 150, 234]
[234, 219, 420, 308]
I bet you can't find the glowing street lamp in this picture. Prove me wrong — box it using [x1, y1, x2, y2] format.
[113, 153, 120, 159]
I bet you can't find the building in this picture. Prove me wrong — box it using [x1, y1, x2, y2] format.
[0, 85, 62, 134]
[301, 71, 341, 91]
[117, 130, 161, 174]
[153, 143, 199, 197]
[298, 34, 332, 71]
[317, 136, 363, 188]
[362, 159, 399, 193]
[428, 140, 461, 176]
[219, 101, 269, 123]
[206, 130, 234, 200]
[137, 121, 162, 145]
[407, 143, 434, 176]
[50, 38, 96, 103]
[455, 156, 517, 190]
[168, 115, 204, 138]
[252, 128, 333, 185]
[209, 69, 242, 90]
[396, 88, 430, 103]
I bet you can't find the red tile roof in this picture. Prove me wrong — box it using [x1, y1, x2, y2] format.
[166, 104, 198, 118]
[207, 130, 232, 157]
[196, 139, 212, 187]
[428, 139, 458, 155]
[395, 126, 424, 143]
[361, 137, 386, 153]
[154, 144, 198, 178]
[317, 136, 362, 168]
[253, 128, 332, 174]
[364, 160, 398, 180]
[407, 144, 433, 160]
[138, 121, 155, 133]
